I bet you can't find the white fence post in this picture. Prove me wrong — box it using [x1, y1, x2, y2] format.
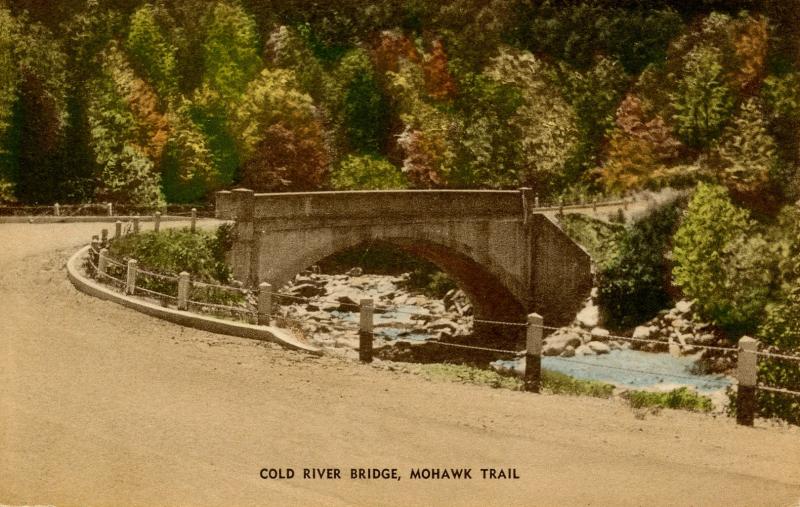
[98, 248, 108, 278]
[258, 282, 272, 325]
[126, 259, 138, 295]
[107, 202, 113, 216]
[177, 272, 190, 310]
[359, 298, 374, 363]
[736, 336, 759, 426]
[525, 313, 543, 393]
[190, 208, 197, 233]
[54, 203, 60, 216]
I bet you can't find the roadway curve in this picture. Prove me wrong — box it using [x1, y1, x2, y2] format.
[2, 221, 800, 507]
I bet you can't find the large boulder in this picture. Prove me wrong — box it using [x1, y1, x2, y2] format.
[675, 299, 694, 314]
[575, 302, 599, 328]
[425, 319, 459, 333]
[587, 341, 611, 354]
[590, 327, 610, 341]
[543, 329, 583, 356]
[632, 326, 652, 340]
[291, 283, 325, 298]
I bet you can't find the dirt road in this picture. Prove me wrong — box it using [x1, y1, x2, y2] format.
[2, 222, 799, 507]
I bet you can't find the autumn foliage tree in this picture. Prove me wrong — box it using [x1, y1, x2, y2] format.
[422, 40, 456, 101]
[87, 44, 163, 206]
[598, 94, 681, 192]
[232, 68, 329, 191]
[486, 47, 579, 193]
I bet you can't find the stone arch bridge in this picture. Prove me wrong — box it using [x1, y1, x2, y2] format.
[216, 189, 592, 336]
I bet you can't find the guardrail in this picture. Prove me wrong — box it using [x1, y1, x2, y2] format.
[84, 220, 799, 427]
[0, 202, 214, 218]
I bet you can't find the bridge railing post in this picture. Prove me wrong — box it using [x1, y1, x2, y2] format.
[520, 187, 533, 224]
[258, 282, 272, 325]
[359, 298, 374, 363]
[231, 188, 256, 286]
[736, 336, 759, 426]
[524, 313, 544, 393]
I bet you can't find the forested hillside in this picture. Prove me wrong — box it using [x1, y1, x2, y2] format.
[0, 0, 797, 208]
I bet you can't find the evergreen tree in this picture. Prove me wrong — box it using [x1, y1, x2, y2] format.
[126, 3, 179, 100]
[326, 48, 388, 155]
[0, 8, 18, 202]
[201, 1, 260, 106]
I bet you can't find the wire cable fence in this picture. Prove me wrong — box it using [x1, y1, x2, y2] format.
[0, 201, 215, 218]
[83, 232, 800, 405]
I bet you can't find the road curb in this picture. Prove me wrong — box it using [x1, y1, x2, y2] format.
[66, 245, 321, 355]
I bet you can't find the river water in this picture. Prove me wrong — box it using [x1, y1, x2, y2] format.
[288, 273, 733, 399]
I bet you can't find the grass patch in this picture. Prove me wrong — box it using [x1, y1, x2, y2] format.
[624, 387, 713, 413]
[542, 369, 615, 398]
[418, 363, 524, 390]
[417, 363, 615, 399]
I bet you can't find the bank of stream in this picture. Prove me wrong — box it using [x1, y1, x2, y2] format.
[277, 270, 733, 409]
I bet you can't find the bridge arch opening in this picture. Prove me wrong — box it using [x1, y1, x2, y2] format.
[278, 237, 528, 348]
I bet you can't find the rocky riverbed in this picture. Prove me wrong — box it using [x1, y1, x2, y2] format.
[534, 291, 737, 374]
[275, 269, 474, 356]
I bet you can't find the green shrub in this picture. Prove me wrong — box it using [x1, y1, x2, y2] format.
[597, 199, 684, 330]
[560, 213, 625, 270]
[330, 154, 407, 190]
[750, 286, 800, 425]
[625, 387, 713, 412]
[107, 226, 239, 305]
[672, 183, 765, 335]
